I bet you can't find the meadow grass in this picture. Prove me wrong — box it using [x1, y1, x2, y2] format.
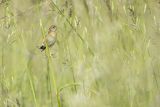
[0, 0, 160, 107]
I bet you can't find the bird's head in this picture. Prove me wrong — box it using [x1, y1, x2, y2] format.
[49, 25, 57, 32]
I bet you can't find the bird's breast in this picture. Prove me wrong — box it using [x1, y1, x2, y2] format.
[46, 34, 56, 47]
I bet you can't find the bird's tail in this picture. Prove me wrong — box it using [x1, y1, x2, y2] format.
[39, 45, 46, 52]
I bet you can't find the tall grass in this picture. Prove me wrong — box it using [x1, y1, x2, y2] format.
[0, 0, 160, 107]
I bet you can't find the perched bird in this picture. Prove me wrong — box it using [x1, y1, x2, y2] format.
[39, 25, 57, 51]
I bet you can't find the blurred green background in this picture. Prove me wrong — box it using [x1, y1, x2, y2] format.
[0, 0, 160, 107]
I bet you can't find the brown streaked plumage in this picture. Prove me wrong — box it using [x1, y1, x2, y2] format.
[39, 25, 57, 51]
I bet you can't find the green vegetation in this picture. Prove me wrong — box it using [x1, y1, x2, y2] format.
[0, 0, 160, 107]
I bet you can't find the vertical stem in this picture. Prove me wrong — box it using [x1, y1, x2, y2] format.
[46, 57, 54, 106]
[40, 20, 61, 107]
[46, 50, 61, 107]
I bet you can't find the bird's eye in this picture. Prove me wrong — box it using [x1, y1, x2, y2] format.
[49, 25, 56, 30]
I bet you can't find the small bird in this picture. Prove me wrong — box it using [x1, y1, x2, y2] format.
[39, 25, 57, 51]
